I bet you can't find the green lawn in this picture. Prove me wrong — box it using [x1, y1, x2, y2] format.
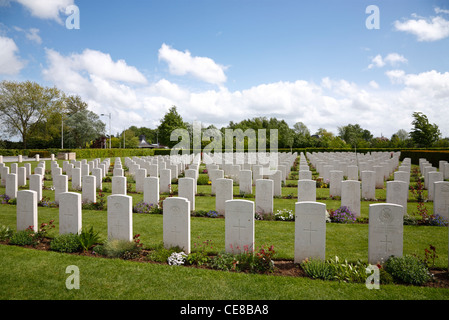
[0, 158, 448, 301]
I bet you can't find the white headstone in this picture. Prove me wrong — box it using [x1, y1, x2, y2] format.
[112, 176, 127, 195]
[428, 171, 443, 201]
[82, 175, 96, 204]
[329, 170, 343, 197]
[255, 179, 273, 216]
[297, 179, 316, 202]
[107, 195, 133, 241]
[16, 190, 38, 232]
[368, 203, 404, 264]
[143, 176, 159, 206]
[341, 180, 361, 217]
[160, 169, 171, 194]
[178, 177, 195, 211]
[434, 181, 449, 220]
[163, 197, 190, 253]
[215, 178, 233, 215]
[54, 174, 68, 204]
[225, 199, 255, 254]
[59, 192, 82, 235]
[294, 201, 326, 263]
[239, 170, 253, 195]
[71, 167, 82, 191]
[29, 174, 42, 201]
[5, 173, 17, 200]
[386, 181, 408, 216]
[361, 171, 376, 200]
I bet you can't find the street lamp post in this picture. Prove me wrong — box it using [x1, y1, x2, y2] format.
[101, 112, 112, 149]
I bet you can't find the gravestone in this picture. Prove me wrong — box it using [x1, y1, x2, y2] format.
[255, 179, 273, 216]
[215, 178, 233, 215]
[92, 168, 103, 190]
[16, 190, 38, 232]
[272, 170, 282, 197]
[112, 176, 127, 195]
[294, 201, 326, 263]
[329, 170, 343, 197]
[178, 177, 195, 211]
[209, 169, 224, 195]
[434, 181, 449, 219]
[428, 171, 443, 201]
[347, 165, 358, 181]
[368, 203, 403, 264]
[239, 170, 253, 195]
[135, 168, 147, 193]
[17, 167, 26, 187]
[59, 192, 82, 235]
[225, 199, 254, 254]
[163, 197, 190, 253]
[71, 167, 82, 191]
[361, 171, 376, 200]
[5, 173, 17, 200]
[107, 195, 133, 241]
[54, 174, 68, 204]
[143, 176, 159, 206]
[341, 180, 361, 217]
[386, 181, 408, 216]
[373, 165, 384, 189]
[159, 169, 171, 194]
[29, 174, 42, 201]
[298, 170, 312, 180]
[297, 179, 316, 202]
[82, 175, 96, 204]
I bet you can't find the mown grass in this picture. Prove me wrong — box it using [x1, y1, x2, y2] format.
[0, 158, 448, 301]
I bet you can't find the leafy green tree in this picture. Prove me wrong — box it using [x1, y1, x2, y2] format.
[409, 112, 441, 147]
[0, 80, 63, 148]
[64, 109, 105, 148]
[157, 106, 187, 148]
[338, 124, 373, 148]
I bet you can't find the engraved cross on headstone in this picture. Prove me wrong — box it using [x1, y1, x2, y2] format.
[303, 222, 317, 244]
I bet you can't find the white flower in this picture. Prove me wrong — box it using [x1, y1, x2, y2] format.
[167, 252, 188, 266]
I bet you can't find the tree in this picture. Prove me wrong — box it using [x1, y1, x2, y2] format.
[0, 80, 63, 148]
[157, 106, 187, 148]
[64, 109, 105, 148]
[409, 112, 441, 147]
[338, 124, 372, 148]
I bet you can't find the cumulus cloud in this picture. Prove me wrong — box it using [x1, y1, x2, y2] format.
[0, 35, 26, 75]
[368, 53, 407, 69]
[13, 26, 42, 44]
[394, 9, 449, 41]
[40, 47, 449, 138]
[14, 0, 74, 24]
[158, 43, 227, 86]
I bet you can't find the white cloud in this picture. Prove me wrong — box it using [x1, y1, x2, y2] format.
[15, 0, 74, 24]
[394, 13, 449, 41]
[158, 43, 227, 86]
[13, 26, 42, 44]
[435, 7, 449, 15]
[40, 47, 449, 139]
[368, 53, 407, 69]
[0, 35, 25, 75]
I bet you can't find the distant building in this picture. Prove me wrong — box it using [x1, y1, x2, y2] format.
[138, 135, 168, 149]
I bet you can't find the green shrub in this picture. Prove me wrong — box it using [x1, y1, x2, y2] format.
[50, 233, 82, 253]
[300, 259, 334, 281]
[0, 225, 13, 241]
[100, 239, 142, 260]
[78, 227, 101, 251]
[384, 255, 431, 285]
[9, 228, 36, 246]
[146, 244, 183, 263]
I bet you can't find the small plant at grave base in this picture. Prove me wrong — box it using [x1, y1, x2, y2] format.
[329, 206, 356, 224]
[410, 178, 425, 203]
[133, 234, 143, 248]
[428, 214, 449, 227]
[384, 255, 431, 286]
[274, 208, 294, 221]
[206, 210, 220, 218]
[0, 194, 11, 205]
[98, 239, 142, 260]
[133, 201, 155, 214]
[325, 256, 368, 283]
[38, 196, 58, 208]
[300, 258, 334, 281]
[422, 244, 438, 268]
[145, 244, 182, 263]
[78, 226, 101, 252]
[168, 251, 188, 266]
[255, 210, 274, 221]
[230, 245, 277, 274]
[186, 238, 213, 266]
[50, 233, 82, 253]
[0, 225, 13, 241]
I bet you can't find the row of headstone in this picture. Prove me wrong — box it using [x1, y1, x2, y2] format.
[15, 188, 408, 266]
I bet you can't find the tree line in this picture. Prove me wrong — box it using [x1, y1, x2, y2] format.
[0, 80, 447, 150]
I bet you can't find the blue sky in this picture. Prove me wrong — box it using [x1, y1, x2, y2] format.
[1, 0, 449, 139]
